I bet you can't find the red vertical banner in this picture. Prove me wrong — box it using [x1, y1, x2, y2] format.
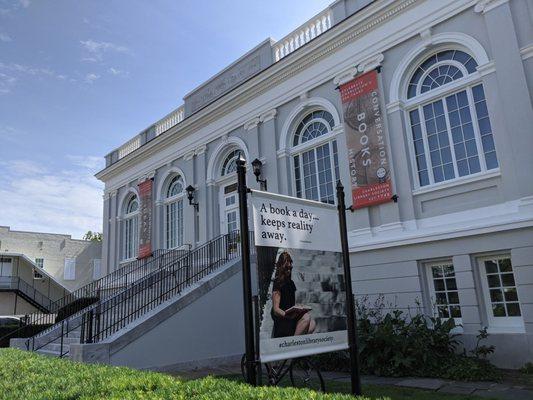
[339, 70, 393, 209]
[138, 179, 153, 259]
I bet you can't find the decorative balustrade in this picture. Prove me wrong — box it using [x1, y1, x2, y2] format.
[106, 6, 336, 167]
[273, 9, 333, 62]
[155, 106, 185, 136]
[117, 136, 141, 160]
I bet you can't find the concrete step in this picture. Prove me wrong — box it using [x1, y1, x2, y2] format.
[40, 343, 71, 353]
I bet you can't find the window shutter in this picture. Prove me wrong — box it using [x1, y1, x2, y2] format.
[64, 258, 76, 281]
[92, 259, 101, 280]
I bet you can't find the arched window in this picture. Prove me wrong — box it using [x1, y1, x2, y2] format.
[292, 110, 339, 204]
[165, 175, 185, 249]
[221, 149, 243, 176]
[406, 49, 498, 187]
[122, 194, 139, 260]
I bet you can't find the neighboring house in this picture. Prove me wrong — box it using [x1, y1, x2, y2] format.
[0, 254, 69, 315]
[0, 226, 102, 292]
[12, 0, 532, 370]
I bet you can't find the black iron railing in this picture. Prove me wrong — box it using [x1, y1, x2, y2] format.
[17, 232, 250, 356]
[1, 248, 188, 347]
[80, 231, 249, 345]
[0, 276, 53, 311]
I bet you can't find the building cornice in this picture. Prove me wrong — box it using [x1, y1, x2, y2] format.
[97, 0, 476, 189]
[520, 44, 533, 61]
[243, 117, 260, 131]
[474, 0, 509, 14]
[259, 109, 277, 123]
[96, 0, 421, 183]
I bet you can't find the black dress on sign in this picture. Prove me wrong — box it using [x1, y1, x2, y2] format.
[271, 279, 297, 338]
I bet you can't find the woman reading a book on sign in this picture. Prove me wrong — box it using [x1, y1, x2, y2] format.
[271, 251, 316, 338]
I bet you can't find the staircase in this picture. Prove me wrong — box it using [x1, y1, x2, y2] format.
[3, 247, 188, 350]
[0, 276, 54, 313]
[13, 232, 246, 359]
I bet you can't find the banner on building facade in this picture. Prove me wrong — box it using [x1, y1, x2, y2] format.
[340, 69, 393, 208]
[251, 190, 347, 362]
[138, 179, 153, 259]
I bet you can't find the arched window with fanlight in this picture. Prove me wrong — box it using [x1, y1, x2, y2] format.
[291, 110, 339, 204]
[221, 149, 243, 177]
[406, 49, 498, 188]
[165, 175, 185, 249]
[122, 194, 139, 260]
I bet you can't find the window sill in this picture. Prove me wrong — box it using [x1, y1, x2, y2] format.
[486, 325, 525, 335]
[412, 169, 501, 196]
[120, 257, 137, 264]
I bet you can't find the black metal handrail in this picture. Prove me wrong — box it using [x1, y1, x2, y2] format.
[23, 247, 192, 355]
[1, 248, 187, 346]
[0, 276, 53, 311]
[80, 231, 251, 345]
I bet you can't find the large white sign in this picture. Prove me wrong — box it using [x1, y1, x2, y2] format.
[251, 191, 341, 252]
[251, 190, 347, 363]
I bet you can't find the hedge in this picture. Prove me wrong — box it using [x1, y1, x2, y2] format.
[0, 349, 376, 400]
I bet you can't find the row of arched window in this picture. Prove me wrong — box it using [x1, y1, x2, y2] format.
[121, 45, 499, 260]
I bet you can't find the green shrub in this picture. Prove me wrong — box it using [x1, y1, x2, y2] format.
[521, 362, 533, 374]
[55, 296, 99, 323]
[0, 348, 374, 400]
[312, 297, 500, 382]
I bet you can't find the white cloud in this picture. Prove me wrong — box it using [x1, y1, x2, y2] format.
[0, 72, 16, 94]
[66, 155, 104, 170]
[0, 0, 29, 15]
[0, 33, 12, 42]
[0, 125, 22, 142]
[0, 157, 104, 239]
[0, 62, 68, 80]
[108, 67, 129, 77]
[85, 72, 100, 84]
[80, 39, 130, 62]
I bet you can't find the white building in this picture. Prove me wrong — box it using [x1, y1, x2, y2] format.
[11, 0, 533, 370]
[0, 226, 102, 292]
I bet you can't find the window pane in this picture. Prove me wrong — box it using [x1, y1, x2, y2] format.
[504, 288, 518, 302]
[410, 109, 429, 186]
[482, 257, 521, 319]
[490, 289, 503, 302]
[472, 84, 498, 170]
[430, 263, 461, 319]
[434, 279, 445, 291]
[488, 275, 501, 287]
[450, 306, 461, 318]
[445, 278, 457, 291]
[423, 100, 455, 183]
[506, 303, 521, 317]
[501, 273, 516, 287]
[492, 304, 506, 317]
[485, 260, 498, 274]
[294, 156, 302, 198]
[447, 292, 459, 304]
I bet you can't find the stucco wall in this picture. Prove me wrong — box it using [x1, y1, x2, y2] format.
[107, 262, 245, 370]
[0, 226, 102, 290]
[0, 292, 40, 316]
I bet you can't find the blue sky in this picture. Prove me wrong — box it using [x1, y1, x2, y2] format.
[0, 0, 332, 239]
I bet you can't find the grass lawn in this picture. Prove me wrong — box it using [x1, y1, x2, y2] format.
[0, 348, 498, 400]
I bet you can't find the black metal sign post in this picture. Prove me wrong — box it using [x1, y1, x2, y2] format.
[336, 181, 362, 395]
[236, 156, 257, 386]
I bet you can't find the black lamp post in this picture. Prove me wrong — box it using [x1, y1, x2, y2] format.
[251, 158, 267, 191]
[185, 185, 199, 211]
